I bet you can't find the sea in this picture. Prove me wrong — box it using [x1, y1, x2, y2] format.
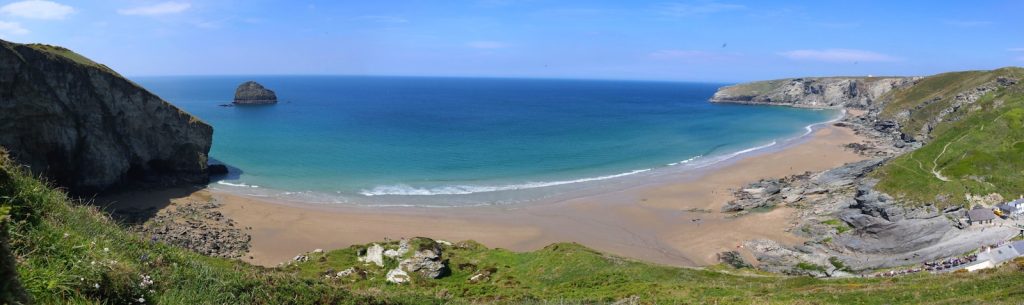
[133, 76, 840, 207]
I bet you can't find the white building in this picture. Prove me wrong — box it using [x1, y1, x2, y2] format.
[998, 198, 1024, 216]
[963, 240, 1024, 272]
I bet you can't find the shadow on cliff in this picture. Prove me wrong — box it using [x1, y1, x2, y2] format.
[89, 159, 244, 225]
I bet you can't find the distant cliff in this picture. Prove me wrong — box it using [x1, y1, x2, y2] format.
[711, 77, 919, 109]
[0, 40, 213, 194]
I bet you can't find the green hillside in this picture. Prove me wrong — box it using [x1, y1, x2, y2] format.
[873, 67, 1024, 207]
[3, 150, 1024, 304]
[21, 44, 120, 76]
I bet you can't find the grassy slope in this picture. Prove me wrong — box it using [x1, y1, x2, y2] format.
[291, 240, 1024, 304]
[873, 67, 1024, 207]
[4, 150, 1024, 304]
[23, 44, 120, 76]
[0, 152, 429, 304]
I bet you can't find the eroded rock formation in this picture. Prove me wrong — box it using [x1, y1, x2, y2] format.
[233, 81, 278, 105]
[0, 40, 213, 194]
[711, 77, 919, 109]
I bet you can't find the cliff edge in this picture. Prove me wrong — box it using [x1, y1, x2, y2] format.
[0, 40, 213, 194]
[711, 77, 919, 108]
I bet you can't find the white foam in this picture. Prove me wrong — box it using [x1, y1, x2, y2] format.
[216, 181, 260, 188]
[679, 155, 702, 164]
[728, 140, 776, 158]
[360, 168, 652, 196]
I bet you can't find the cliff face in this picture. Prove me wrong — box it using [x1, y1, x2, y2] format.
[711, 77, 919, 109]
[233, 81, 277, 105]
[0, 40, 213, 194]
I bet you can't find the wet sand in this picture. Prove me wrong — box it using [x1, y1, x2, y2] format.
[188, 123, 870, 267]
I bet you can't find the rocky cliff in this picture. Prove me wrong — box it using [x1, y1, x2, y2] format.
[233, 81, 277, 105]
[711, 77, 919, 109]
[0, 40, 213, 194]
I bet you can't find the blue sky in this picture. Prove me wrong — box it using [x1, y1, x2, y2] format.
[0, 0, 1022, 82]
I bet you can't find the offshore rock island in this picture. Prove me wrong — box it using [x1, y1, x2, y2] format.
[2, 36, 1024, 304]
[233, 81, 278, 105]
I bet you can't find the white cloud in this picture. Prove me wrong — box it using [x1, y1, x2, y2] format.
[779, 49, 899, 62]
[0, 20, 29, 36]
[352, 15, 408, 23]
[0, 0, 74, 20]
[648, 49, 725, 61]
[466, 41, 509, 49]
[118, 2, 191, 16]
[660, 1, 745, 17]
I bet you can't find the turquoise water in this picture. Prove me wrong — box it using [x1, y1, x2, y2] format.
[134, 76, 838, 206]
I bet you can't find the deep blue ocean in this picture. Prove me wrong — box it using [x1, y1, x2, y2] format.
[134, 76, 838, 206]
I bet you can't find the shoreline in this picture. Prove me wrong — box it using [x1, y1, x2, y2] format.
[208, 107, 845, 209]
[192, 121, 869, 267]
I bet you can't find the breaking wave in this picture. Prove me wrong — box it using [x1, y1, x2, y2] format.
[360, 168, 652, 196]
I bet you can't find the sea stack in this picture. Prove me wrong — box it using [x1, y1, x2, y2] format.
[233, 81, 278, 105]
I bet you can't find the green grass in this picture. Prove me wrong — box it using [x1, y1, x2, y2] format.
[822, 219, 851, 234]
[878, 68, 1023, 136]
[22, 43, 120, 76]
[0, 150, 430, 304]
[4, 149, 1024, 304]
[873, 67, 1024, 207]
[290, 239, 1024, 304]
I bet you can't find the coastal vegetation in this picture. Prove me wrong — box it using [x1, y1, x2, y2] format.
[2, 38, 1023, 304]
[21, 43, 119, 75]
[873, 68, 1024, 207]
[3, 151, 1024, 304]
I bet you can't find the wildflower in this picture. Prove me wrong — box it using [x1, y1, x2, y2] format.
[137, 297, 145, 303]
[103, 247, 109, 252]
[93, 283, 100, 289]
[63, 233, 70, 238]
[139, 274, 154, 288]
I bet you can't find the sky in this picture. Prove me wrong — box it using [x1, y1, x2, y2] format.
[0, 0, 1022, 82]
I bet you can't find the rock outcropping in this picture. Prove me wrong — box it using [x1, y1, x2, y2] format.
[0, 40, 213, 194]
[711, 77, 919, 108]
[233, 81, 277, 105]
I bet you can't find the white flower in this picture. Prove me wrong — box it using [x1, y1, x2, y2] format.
[139, 274, 154, 288]
[103, 247, 109, 252]
[93, 283, 100, 289]
[63, 233, 70, 238]
[137, 297, 145, 303]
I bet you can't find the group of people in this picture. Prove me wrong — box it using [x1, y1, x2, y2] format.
[922, 254, 977, 272]
[869, 254, 979, 277]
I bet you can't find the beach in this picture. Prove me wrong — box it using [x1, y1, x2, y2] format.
[114, 122, 865, 267]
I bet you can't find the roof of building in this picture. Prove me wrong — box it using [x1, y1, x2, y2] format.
[997, 203, 1019, 213]
[978, 244, 1023, 265]
[1010, 198, 1024, 207]
[1012, 240, 1024, 255]
[968, 208, 996, 221]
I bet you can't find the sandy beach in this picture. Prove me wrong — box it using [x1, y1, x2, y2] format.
[106, 123, 869, 267]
